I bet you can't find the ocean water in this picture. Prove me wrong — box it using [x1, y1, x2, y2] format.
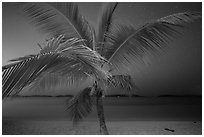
[2, 97, 202, 121]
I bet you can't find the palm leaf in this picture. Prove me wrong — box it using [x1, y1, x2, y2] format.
[2, 37, 109, 98]
[66, 87, 94, 124]
[22, 2, 93, 49]
[25, 72, 87, 93]
[96, 2, 118, 55]
[91, 27, 97, 51]
[108, 75, 139, 95]
[3, 53, 57, 98]
[104, 12, 201, 72]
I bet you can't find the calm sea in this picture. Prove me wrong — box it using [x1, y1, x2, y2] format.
[2, 97, 202, 121]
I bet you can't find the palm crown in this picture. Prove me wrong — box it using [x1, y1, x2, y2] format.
[2, 2, 201, 134]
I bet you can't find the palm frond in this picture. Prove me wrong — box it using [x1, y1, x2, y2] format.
[22, 2, 93, 49]
[2, 37, 110, 98]
[25, 72, 87, 93]
[96, 2, 118, 55]
[104, 12, 201, 72]
[66, 87, 94, 124]
[108, 75, 139, 94]
[91, 27, 96, 51]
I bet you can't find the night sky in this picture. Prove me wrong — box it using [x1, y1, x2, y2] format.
[2, 2, 202, 96]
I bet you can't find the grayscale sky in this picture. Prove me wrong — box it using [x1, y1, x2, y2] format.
[2, 2, 202, 96]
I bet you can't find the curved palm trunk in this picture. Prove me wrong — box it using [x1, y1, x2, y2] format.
[96, 91, 109, 135]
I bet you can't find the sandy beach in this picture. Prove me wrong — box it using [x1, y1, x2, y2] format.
[2, 120, 201, 135]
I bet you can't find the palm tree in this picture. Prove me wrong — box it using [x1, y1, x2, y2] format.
[2, 2, 201, 135]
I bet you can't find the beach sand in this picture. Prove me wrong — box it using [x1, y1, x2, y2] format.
[2, 120, 202, 135]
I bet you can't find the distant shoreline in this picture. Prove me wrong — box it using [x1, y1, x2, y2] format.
[13, 94, 201, 98]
